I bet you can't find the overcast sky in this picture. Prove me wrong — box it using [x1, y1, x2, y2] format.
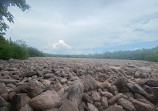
[6, 0, 158, 54]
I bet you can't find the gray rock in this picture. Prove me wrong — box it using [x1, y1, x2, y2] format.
[82, 75, 97, 92]
[19, 104, 34, 111]
[118, 98, 136, 111]
[130, 98, 156, 111]
[0, 95, 6, 107]
[87, 103, 99, 111]
[82, 93, 93, 103]
[11, 93, 30, 111]
[91, 91, 101, 102]
[68, 80, 84, 108]
[103, 105, 124, 111]
[101, 97, 108, 109]
[108, 93, 125, 105]
[58, 99, 79, 111]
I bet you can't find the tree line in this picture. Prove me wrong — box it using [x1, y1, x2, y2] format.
[0, 35, 158, 62]
[0, 36, 45, 60]
[46, 47, 158, 62]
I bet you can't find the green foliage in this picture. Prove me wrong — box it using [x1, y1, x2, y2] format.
[28, 47, 45, 57]
[46, 47, 158, 62]
[0, 36, 45, 60]
[0, 0, 30, 35]
[0, 36, 28, 60]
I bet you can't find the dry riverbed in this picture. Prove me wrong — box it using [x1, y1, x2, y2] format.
[0, 57, 158, 111]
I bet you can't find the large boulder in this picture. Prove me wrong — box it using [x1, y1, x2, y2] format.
[0, 95, 6, 107]
[29, 90, 61, 111]
[14, 80, 45, 98]
[11, 93, 30, 111]
[19, 104, 33, 111]
[58, 99, 79, 111]
[68, 80, 84, 108]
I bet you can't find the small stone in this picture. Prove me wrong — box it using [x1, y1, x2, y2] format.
[60, 78, 67, 84]
[82, 93, 93, 103]
[103, 105, 124, 111]
[19, 104, 33, 111]
[58, 99, 79, 111]
[101, 97, 108, 109]
[108, 93, 125, 105]
[118, 98, 136, 111]
[87, 103, 99, 111]
[91, 91, 101, 102]
[0, 95, 6, 107]
[101, 91, 113, 99]
[54, 83, 62, 91]
[45, 108, 58, 111]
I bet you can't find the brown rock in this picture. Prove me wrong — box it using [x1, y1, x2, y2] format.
[42, 80, 51, 87]
[29, 90, 61, 111]
[103, 105, 124, 111]
[101, 97, 108, 109]
[82, 93, 93, 103]
[87, 103, 99, 111]
[0, 83, 9, 95]
[101, 91, 113, 99]
[0, 95, 6, 107]
[109, 85, 118, 95]
[58, 99, 79, 111]
[118, 98, 136, 111]
[45, 108, 58, 111]
[14, 80, 45, 98]
[82, 75, 97, 92]
[130, 98, 156, 111]
[60, 78, 67, 84]
[54, 83, 62, 91]
[108, 93, 125, 105]
[11, 93, 30, 111]
[19, 104, 33, 111]
[0, 79, 18, 84]
[91, 91, 101, 102]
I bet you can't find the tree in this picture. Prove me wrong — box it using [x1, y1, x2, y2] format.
[0, 0, 30, 35]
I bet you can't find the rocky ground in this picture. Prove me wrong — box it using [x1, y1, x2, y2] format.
[0, 57, 158, 111]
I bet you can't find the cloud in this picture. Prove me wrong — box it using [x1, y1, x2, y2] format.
[5, 0, 158, 54]
[52, 40, 71, 49]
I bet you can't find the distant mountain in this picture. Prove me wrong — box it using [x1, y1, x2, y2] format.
[91, 40, 158, 53]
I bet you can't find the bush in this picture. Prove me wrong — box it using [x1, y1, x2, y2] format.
[0, 36, 28, 60]
[28, 47, 45, 57]
[145, 52, 158, 62]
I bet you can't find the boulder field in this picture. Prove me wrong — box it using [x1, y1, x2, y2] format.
[0, 57, 158, 111]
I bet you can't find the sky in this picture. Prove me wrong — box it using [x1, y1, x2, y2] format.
[5, 0, 158, 54]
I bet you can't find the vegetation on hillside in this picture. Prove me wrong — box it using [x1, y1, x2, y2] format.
[46, 47, 158, 62]
[0, 36, 45, 60]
